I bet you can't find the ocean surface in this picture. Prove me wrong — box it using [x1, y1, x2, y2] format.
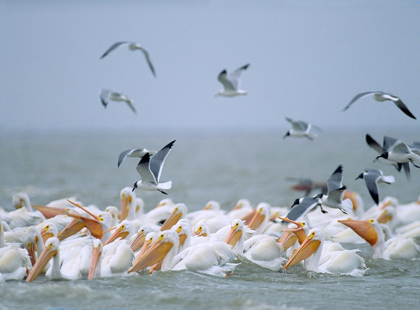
[0, 129, 419, 310]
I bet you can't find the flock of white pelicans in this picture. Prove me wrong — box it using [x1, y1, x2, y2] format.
[1, 189, 420, 283]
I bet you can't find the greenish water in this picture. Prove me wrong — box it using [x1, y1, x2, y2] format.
[0, 130, 419, 309]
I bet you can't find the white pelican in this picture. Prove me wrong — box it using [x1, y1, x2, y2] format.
[338, 219, 420, 260]
[284, 228, 367, 276]
[130, 225, 160, 252]
[0, 220, 31, 281]
[171, 219, 193, 253]
[227, 199, 253, 220]
[89, 239, 134, 279]
[26, 237, 93, 282]
[128, 230, 180, 273]
[247, 203, 271, 234]
[3, 193, 46, 228]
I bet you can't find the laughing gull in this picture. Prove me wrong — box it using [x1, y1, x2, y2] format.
[283, 196, 323, 221]
[100, 41, 156, 77]
[118, 148, 157, 167]
[343, 91, 416, 119]
[132, 140, 176, 195]
[375, 138, 420, 169]
[100, 89, 136, 114]
[315, 165, 353, 214]
[283, 118, 320, 141]
[215, 64, 249, 97]
[365, 134, 411, 178]
[356, 169, 395, 205]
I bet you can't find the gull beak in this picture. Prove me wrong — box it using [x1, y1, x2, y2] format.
[32, 205, 67, 219]
[130, 233, 146, 252]
[241, 209, 256, 225]
[248, 209, 265, 231]
[88, 245, 102, 280]
[128, 239, 173, 273]
[104, 227, 128, 246]
[26, 245, 57, 282]
[224, 227, 242, 247]
[338, 219, 378, 246]
[160, 208, 182, 231]
[284, 234, 321, 269]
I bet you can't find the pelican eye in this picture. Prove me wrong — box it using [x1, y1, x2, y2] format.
[136, 206, 140, 212]
[174, 207, 178, 213]
[158, 234, 164, 241]
[121, 225, 125, 230]
[235, 223, 239, 228]
[28, 242, 32, 249]
[300, 222, 306, 227]
[48, 243, 53, 250]
[238, 203, 243, 208]
[383, 210, 388, 214]
[368, 219, 374, 223]
[310, 232, 315, 238]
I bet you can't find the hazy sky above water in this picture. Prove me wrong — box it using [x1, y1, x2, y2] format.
[1, 0, 420, 135]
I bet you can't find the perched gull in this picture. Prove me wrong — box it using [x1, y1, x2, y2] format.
[215, 64, 249, 97]
[356, 169, 395, 205]
[132, 140, 176, 195]
[343, 91, 416, 119]
[315, 165, 353, 214]
[283, 118, 320, 141]
[100, 41, 156, 77]
[118, 148, 157, 168]
[100, 89, 136, 114]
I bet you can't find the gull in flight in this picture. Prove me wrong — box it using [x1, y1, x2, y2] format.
[215, 64, 249, 97]
[356, 169, 395, 205]
[100, 89, 136, 114]
[315, 165, 353, 214]
[132, 140, 176, 195]
[283, 117, 320, 141]
[343, 91, 416, 119]
[100, 41, 156, 77]
[118, 148, 156, 168]
[375, 137, 420, 169]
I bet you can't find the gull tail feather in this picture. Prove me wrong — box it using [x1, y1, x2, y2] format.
[158, 181, 172, 190]
[382, 175, 395, 184]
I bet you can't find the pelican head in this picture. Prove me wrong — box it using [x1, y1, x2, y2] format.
[284, 228, 322, 269]
[26, 237, 60, 282]
[160, 204, 187, 231]
[338, 218, 379, 246]
[88, 239, 103, 280]
[40, 222, 58, 244]
[225, 219, 245, 247]
[128, 230, 178, 273]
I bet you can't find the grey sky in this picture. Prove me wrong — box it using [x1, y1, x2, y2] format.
[1, 0, 420, 134]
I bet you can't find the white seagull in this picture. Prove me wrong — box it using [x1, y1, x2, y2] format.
[215, 64, 249, 97]
[356, 169, 395, 205]
[100, 89, 136, 114]
[343, 91, 416, 119]
[100, 41, 156, 77]
[132, 140, 176, 195]
[117, 148, 156, 167]
[283, 117, 320, 141]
